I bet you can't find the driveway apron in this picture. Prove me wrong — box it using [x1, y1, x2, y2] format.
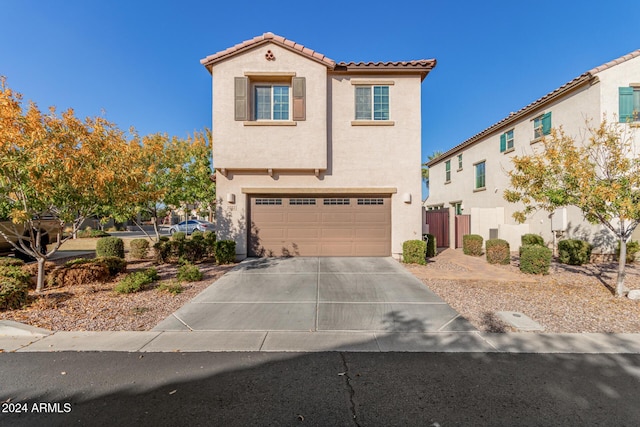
[153, 257, 475, 333]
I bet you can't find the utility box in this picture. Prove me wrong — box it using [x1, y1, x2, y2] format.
[551, 208, 567, 231]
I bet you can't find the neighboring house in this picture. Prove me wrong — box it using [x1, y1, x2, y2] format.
[201, 33, 436, 259]
[425, 49, 640, 253]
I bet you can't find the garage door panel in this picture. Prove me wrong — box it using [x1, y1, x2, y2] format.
[286, 228, 320, 239]
[249, 196, 390, 257]
[253, 212, 286, 223]
[287, 212, 321, 223]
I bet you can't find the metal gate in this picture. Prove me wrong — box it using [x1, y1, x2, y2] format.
[425, 208, 449, 248]
[455, 215, 471, 248]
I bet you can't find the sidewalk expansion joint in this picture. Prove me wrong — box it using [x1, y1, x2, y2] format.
[172, 314, 193, 331]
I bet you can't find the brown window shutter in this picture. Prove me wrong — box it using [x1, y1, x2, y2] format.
[234, 77, 248, 121]
[292, 77, 305, 121]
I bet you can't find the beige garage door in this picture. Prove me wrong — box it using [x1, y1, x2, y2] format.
[248, 195, 391, 257]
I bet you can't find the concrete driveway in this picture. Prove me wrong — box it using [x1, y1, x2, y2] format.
[154, 257, 475, 333]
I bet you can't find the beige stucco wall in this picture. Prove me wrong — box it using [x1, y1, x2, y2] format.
[211, 44, 328, 170]
[210, 43, 424, 259]
[426, 79, 610, 250]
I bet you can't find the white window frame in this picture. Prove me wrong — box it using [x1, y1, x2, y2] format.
[474, 160, 486, 191]
[355, 85, 390, 121]
[254, 84, 290, 121]
[505, 129, 514, 150]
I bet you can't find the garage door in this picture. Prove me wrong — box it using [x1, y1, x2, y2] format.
[249, 195, 391, 257]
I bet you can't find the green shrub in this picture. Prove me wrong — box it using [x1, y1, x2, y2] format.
[0, 257, 25, 267]
[159, 236, 170, 243]
[97, 256, 127, 276]
[402, 240, 426, 265]
[463, 234, 484, 256]
[47, 260, 110, 288]
[153, 240, 171, 264]
[183, 240, 206, 263]
[0, 266, 32, 288]
[485, 239, 510, 265]
[0, 276, 29, 310]
[96, 236, 125, 258]
[129, 239, 150, 259]
[203, 231, 217, 258]
[172, 231, 186, 242]
[558, 239, 592, 266]
[177, 263, 202, 282]
[114, 268, 158, 294]
[157, 280, 184, 295]
[519, 245, 552, 275]
[214, 240, 236, 264]
[425, 234, 437, 258]
[521, 233, 544, 247]
[616, 240, 640, 263]
[191, 230, 204, 241]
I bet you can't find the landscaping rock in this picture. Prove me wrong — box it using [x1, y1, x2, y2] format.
[628, 290, 640, 300]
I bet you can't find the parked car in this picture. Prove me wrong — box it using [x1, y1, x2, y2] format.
[0, 215, 60, 259]
[169, 220, 213, 235]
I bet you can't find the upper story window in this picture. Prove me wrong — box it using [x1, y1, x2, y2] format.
[500, 129, 514, 152]
[355, 86, 389, 120]
[445, 160, 451, 183]
[234, 75, 305, 123]
[255, 85, 289, 120]
[474, 161, 486, 191]
[619, 86, 640, 122]
[533, 112, 551, 140]
[457, 154, 463, 170]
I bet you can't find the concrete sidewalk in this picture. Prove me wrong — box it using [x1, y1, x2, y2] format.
[2, 322, 640, 353]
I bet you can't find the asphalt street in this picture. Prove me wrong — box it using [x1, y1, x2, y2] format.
[2, 352, 640, 426]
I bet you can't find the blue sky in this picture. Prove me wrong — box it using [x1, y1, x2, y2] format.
[1, 1, 637, 198]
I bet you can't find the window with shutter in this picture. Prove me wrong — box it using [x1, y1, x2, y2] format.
[500, 129, 514, 153]
[533, 113, 551, 139]
[619, 87, 639, 123]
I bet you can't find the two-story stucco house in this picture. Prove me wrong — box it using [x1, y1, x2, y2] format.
[201, 33, 436, 259]
[425, 49, 640, 254]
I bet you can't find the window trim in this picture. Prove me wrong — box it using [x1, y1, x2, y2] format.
[457, 154, 463, 171]
[473, 160, 486, 191]
[445, 160, 451, 183]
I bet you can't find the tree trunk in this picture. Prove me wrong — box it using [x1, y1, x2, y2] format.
[616, 237, 627, 297]
[35, 256, 46, 293]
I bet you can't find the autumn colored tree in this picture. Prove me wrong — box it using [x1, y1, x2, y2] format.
[0, 77, 150, 292]
[110, 129, 215, 241]
[504, 117, 640, 296]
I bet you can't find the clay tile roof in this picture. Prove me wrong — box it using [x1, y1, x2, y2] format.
[427, 48, 640, 167]
[200, 32, 336, 69]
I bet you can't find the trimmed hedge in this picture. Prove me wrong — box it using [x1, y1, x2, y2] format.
[616, 240, 640, 264]
[521, 233, 544, 247]
[463, 234, 483, 256]
[96, 236, 125, 259]
[0, 276, 29, 310]
[215, 240, 236, 264]
[0, 266, 32, 288]
[485, 239, 510, 265]
[402, 240, 426, 265]
[172, 231, 186, 242]
[558, 239, 592, 266]
[425, 234, 437, 258]
[129, 239, 150, 259]
[97, 256, 127, 276]
[519, 245, 552, 275]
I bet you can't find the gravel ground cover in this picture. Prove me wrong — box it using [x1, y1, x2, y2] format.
[405, 252, 640, 333]
[0, 259, 234, 331]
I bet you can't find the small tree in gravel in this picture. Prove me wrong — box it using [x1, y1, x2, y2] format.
[505, 117, 640, 296]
